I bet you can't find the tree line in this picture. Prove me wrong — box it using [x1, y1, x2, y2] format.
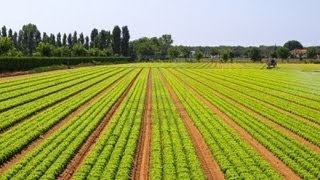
[0, 24, 319, 62]
[0, 24, 130, 57]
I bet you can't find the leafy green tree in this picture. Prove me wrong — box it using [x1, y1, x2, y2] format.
[168, 46, 179, 59]
[284, 40, 303, 51]
[72, 31, 78, 45]
[209, 48, 219, 57]
[276, 47, 290, 60]
[221, 50, 229, 63]
[1, 26, 7, 37]
[8, 29, 13, 38]
[35, 30, 41, 46]
[98, 30, 108, 49]
[307, 47, 317, 59]
[21, 24, 39, 56]
[72, 43, 87, 56]
[36, 42, 55, 56]
[180, 46, 191, 59]
[90, 28, 98, 48]
[121, 26, 130, 56]
[229, 50, 235, 62]
[12, 32, 18, 48]
[112, 26, 121, 55]
[67, 33, 72, 46]
[84, 36, 89, 49]
[49, 34, 56, 46]
[62, 33, 67, 46]
[87, 48, 100, 56]
[194, 49, 203, 61]
[42, 32, 50, 43]
[249, 47, 262, 62]
[79, 33, 84, 45]
[56, 33, 62, 47]
[159, 34, 173, 57]
[0, 37, 13, 55]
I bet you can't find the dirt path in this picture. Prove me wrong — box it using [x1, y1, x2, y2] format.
[170, 70, 300, 180]
[171, 70, 320, 153]
[159, 70, 224, 180]
[131, 68, 152, 180]
[0, 70, 135, 174]
[58, 70, 142, 180]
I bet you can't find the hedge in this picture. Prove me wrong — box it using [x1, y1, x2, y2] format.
[0, 57, 132, 72]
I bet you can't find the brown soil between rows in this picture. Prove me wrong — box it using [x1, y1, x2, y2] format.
[182, 69, 320, 129]
[0, 70, 134, 174]
[170, 69, 301, 180]
[58, 69, 142, 180]
[174, 70, 320, 153]
[131, 68, 152, 180]
[159, 69, 225, 180]
[170, 70, 300, 180]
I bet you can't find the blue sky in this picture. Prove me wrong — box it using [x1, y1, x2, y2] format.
[1, 0, 319, 46]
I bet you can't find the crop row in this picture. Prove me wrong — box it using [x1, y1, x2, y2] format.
[201, 69, 320, 102]
[73, 69, 148, 179]
[0, 67, 106, 102]
[196, 69, 320, 109]
[149, 69, 205, 180]
[183, 70, 320, 146]
[172, 69, 320, 179]
[0, 69, 137, 165]
[0, 68, 115, 112]
[212, 69, 320, 98]
[0, 70, 139, 180]
[161, 69, 281, 179]
[184, 69, 320, 125]
[0, 68, 126, 131]
[0, 66, 98, 90]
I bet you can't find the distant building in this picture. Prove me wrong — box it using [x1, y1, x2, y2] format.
[290, 48, 307, 59]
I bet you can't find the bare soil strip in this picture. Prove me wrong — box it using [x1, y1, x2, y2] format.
[159, 70, 225, 180]
[0, 70, 135, 174]
[58, 70, 142, 180]
[171, 70, 300, 180]
[132, 68, 152, 180]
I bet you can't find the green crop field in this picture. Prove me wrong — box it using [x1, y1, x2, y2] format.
[0, 63, 319, 179]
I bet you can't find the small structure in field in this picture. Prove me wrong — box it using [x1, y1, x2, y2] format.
[267, 58, 277, 69]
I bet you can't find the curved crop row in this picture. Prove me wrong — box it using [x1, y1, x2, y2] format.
[149, 69, 205, 180]
[0, 68, 115, 112]
[0, 70, 139, 180]
[0, 68, 126, 131]
[184, 69, 320, 125]
[73, 69, 148, 180]
[0, 69, 137, 165]
[184, 70, 320, 146]
[172, 69, 320, 179]
[197, 70, 320, 109]
[162, 69, 281, 179]
[0, 67, 107, 102]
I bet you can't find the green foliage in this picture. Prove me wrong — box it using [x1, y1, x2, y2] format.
[307, 47, 317, 59]
[249, 47, 262, 62]
[0, 37, 13, 55]
[36, 42, 55, 57]
[194, 49, 203, 61]
[72, 43, 87, 56]
[276, 47, 290, 59]
[112, 26, 121, 55]
[284, 40, 303, 51]
[121, 26, 130, 56]
[168, 46, 180, 59]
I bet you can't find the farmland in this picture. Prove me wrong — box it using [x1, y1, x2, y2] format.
[0, 63, 319, 179]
